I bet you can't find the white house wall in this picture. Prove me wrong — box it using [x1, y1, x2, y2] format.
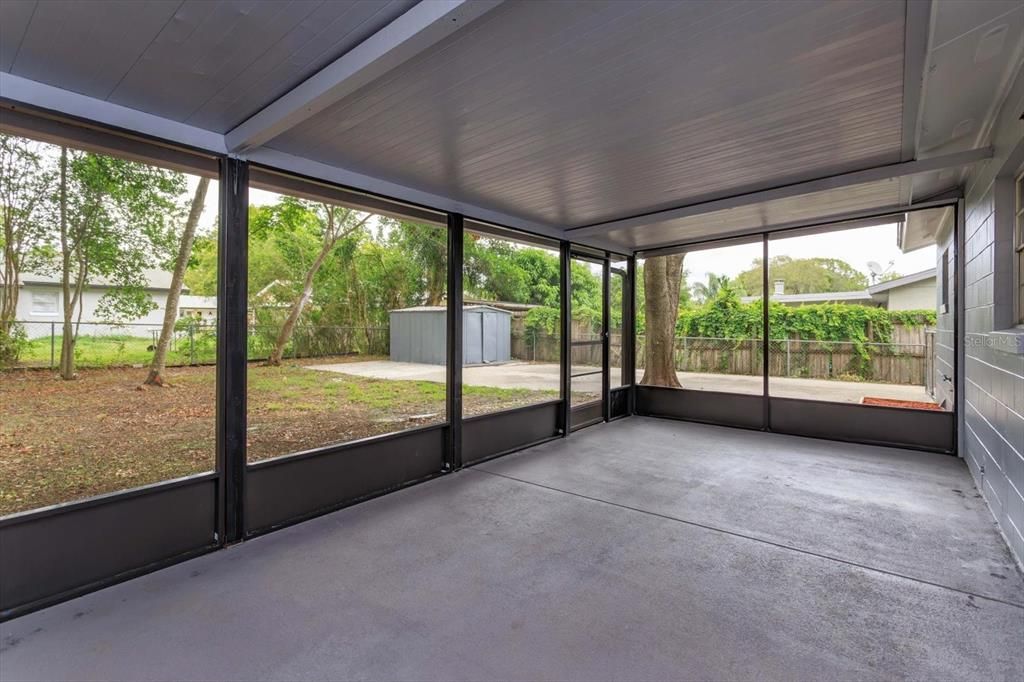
[15, 284, 170, 339]
[886, 279, 938, 311]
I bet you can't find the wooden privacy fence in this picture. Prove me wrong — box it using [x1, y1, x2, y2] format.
[632, 335, 932, 385]
[480, 315, 933, 387]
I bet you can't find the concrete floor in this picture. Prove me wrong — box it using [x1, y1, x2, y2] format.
[2, 419, 1021, 681]
[313, 360, 935, 404]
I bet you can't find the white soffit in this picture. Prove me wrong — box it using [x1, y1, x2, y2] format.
[268, 0, 908, 228]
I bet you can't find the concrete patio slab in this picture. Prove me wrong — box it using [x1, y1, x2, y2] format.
[310, 360, 936, 404]
[2, 420, 1020, 681]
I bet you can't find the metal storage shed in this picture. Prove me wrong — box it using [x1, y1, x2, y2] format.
[390, 305, 511, 365]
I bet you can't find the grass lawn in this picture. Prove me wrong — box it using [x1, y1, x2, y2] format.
[0, 359, 561, 515]
[19, 333, 216, 369]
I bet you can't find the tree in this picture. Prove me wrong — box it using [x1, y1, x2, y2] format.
[265, 198, 371, 366]
[734, 256, 868, 296]
[144, 177, 211, 386]
[640, 253, 685, 387]
[55, 147, 185, 380]
[387, 219, 448, 305]
[0, 135, 53, 338]
[691, 272, 732, 304]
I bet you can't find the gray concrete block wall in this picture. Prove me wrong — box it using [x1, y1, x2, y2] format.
[960, 67, 1024, 566]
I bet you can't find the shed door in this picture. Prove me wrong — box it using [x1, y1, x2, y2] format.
[464, 312, 483, 365]
[482, 313, 499, 363]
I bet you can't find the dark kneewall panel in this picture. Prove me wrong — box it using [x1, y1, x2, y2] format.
[571, 401, 604, 431]
[463, 401, 561, 466]
[770, 397, 955, 453]
[0, 476, 217, 618]
[245, 425, 446, 535]
[610, 387, 629, 419]
[636, 386, 765, 430]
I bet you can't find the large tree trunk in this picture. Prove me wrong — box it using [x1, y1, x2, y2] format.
[0, 242, 18, 336]
[640, 253, 685, 387]
[426, 262, 445, 306]
[267, 208, 369, 366]
[57, 147, 76, 381]
[145, 178, 210, 386]
[267, 239, 333, 366]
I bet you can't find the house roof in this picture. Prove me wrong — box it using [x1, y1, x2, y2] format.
[741, 291, 875, 305]
[867, 268, 937, 295]
[21, 268, 181, 291]
[179, 295, 217, 309]
[739, 268, 937, 306]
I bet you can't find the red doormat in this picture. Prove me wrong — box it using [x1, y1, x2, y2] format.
[861, 397, 942, 411]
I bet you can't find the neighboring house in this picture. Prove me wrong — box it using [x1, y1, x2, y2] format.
[740, 269, 937, 310]
[178, 295, 217, 322]
[866, 269, 937, 310]
[12, 269, 189, 338]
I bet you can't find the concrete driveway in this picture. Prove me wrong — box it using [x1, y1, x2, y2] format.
[309, 360, 936, 405]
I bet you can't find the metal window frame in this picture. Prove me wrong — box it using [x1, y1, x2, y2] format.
[447, 213, 464, 470]
[634, 202, 961, 454]
[0, 104, 964, 622]
[217, 157, 248, 544]
[0, 108, 622, 620]
[567, 248, 611, 428]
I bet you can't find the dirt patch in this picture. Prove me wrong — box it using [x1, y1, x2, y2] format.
[1, 358, 558, 515]
[861, 396, 942, 411]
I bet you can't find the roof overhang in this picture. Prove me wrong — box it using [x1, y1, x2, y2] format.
[1, 0, 1020, 253]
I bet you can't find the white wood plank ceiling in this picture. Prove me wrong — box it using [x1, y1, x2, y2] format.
[1, 0, 1019, 252]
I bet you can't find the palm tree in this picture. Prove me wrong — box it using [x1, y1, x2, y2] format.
[691, 273, 732, 303]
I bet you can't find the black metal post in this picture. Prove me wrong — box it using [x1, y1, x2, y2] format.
[625, 255, 637, 414]
[446, 213, 464, 470]
[216, 158, 248, 543]
[559, 241, 571, 436]
[602, 257, 611, 422]
[761, 233, 770, 430]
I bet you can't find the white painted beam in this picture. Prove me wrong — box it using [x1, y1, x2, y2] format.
[566, 147, 993, 239]
[0, 72, 226, 154]
[901, 0, 932, 163]
[226, 0, 503, 153]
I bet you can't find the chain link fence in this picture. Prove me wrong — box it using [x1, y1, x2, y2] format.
[2, 320, 388, 370]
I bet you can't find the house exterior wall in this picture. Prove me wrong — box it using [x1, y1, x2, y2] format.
[15, 284, 170, 338]
[960, 67, 1024, 566]
[885, 279, 936, 310]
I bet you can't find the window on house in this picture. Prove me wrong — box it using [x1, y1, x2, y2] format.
[30, 291, 58, 315]
[1016, 171, 1023, 324]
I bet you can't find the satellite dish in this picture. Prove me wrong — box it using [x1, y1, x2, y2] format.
[867, 261, 884, 276]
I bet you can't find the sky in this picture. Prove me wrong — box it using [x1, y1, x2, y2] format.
[677, 223, 936, 289]
[186, 176, 938, 287]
